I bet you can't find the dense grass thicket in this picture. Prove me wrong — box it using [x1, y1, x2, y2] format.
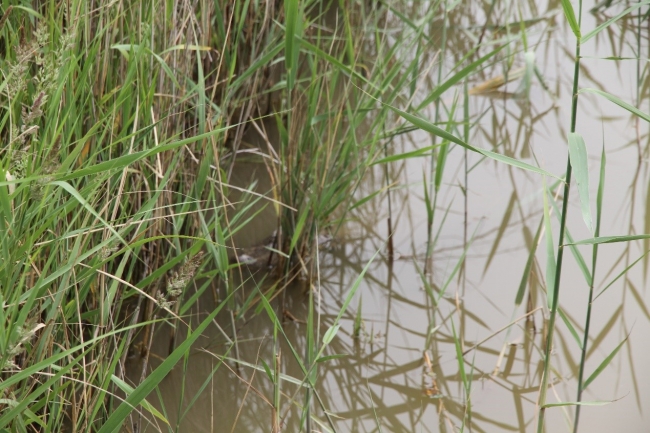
[1, 0, 648, 431]
[0, 1, 397, 430]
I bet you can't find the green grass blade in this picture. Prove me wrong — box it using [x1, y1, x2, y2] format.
[284, 0, 300, 90]
[543, 178, 556, 310]
[0, 321, 147, 395]
[568, 133, 593, 234]
[559, 0, 581, 39]
[316, 354, 348, 363]
[350, 188, 383, 210]
[385, 104, 559, 179]
[423, 170, 433, 232]
[582, 1, 650, 43]
[542, 400, 611, 409]
[572, 234, 650, 245]
[112, 45, 181, 87]
[547, 184, 592, 286]
[596, 143, 606, 248]
[558, 307, 582, 349]
[299, 37, 372, 87]
[581, 88, 650, 123]
[0, 350, 89, 429]
[97, 294, 232, 433]
[0, 170, 12, 225]
[435, 98, 458, 192]
[219, 356, 308, 387]
[583, 334, 629, 389]
[110, 375, 170, 425]
[416, 44, 506, 110]
[322, 324, 340, 345]
[371, 144, 442, 165]
[289, 207, 310, 254]
[596, 251, 648, 300]
[49, 180, 128, 248]
[53, 126, 232, 183]
[261, 358, 274, 382]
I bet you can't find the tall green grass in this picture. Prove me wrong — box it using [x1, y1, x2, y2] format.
[0, 0, 407, 430]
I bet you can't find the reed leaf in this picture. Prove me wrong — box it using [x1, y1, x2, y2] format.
[581, 88, 650, 123]
[568, 133, 593, 234]
[583, 334, 629, 389]
[543, 178, 556, 310]
[559, 0, 581, 39]
[284, 0, 300, 90]
[582, 1, 650, 43]
[385, 104, 559, 179]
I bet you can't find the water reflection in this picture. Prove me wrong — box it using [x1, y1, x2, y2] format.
[125, 1, 650, 432]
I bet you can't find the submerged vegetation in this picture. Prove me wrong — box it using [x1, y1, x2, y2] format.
[1, 0, 649, 431]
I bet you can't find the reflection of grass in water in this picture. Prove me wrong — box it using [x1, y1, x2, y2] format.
[342, 2, 649, 433]
[2, 0, 649, 432]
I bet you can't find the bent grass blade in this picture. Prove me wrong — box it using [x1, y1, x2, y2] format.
[383, 103, 560, 180]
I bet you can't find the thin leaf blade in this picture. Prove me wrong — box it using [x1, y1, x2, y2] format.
[385, 105, 559, 179]
[581, 88, 650, 123]
[568, 133, 593, 234]
[543, 177, 556, 310]
[582, 1, 650, 43]
[583, 335, 629, 389]
[559, 0, 581, 39]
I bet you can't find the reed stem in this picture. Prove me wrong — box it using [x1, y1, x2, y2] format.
[537, 2, 582, 430]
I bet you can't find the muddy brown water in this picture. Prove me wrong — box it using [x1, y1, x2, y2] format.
[125, 2, 650, 432]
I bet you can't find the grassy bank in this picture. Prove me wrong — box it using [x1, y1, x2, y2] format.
[0, 0, 399, 430]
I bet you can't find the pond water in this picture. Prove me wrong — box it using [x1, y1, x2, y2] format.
[125, 1, 650, 432]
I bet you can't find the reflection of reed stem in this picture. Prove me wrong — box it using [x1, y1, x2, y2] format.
[462, 81, 469, 295]
[384, 139, 394, 263]
[272, 348, 281, 433]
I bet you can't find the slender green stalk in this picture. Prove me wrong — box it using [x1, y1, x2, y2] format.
[425, 0, 447, 275]
[573, 147, 604, 432]
[537, 2, 582, 431]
